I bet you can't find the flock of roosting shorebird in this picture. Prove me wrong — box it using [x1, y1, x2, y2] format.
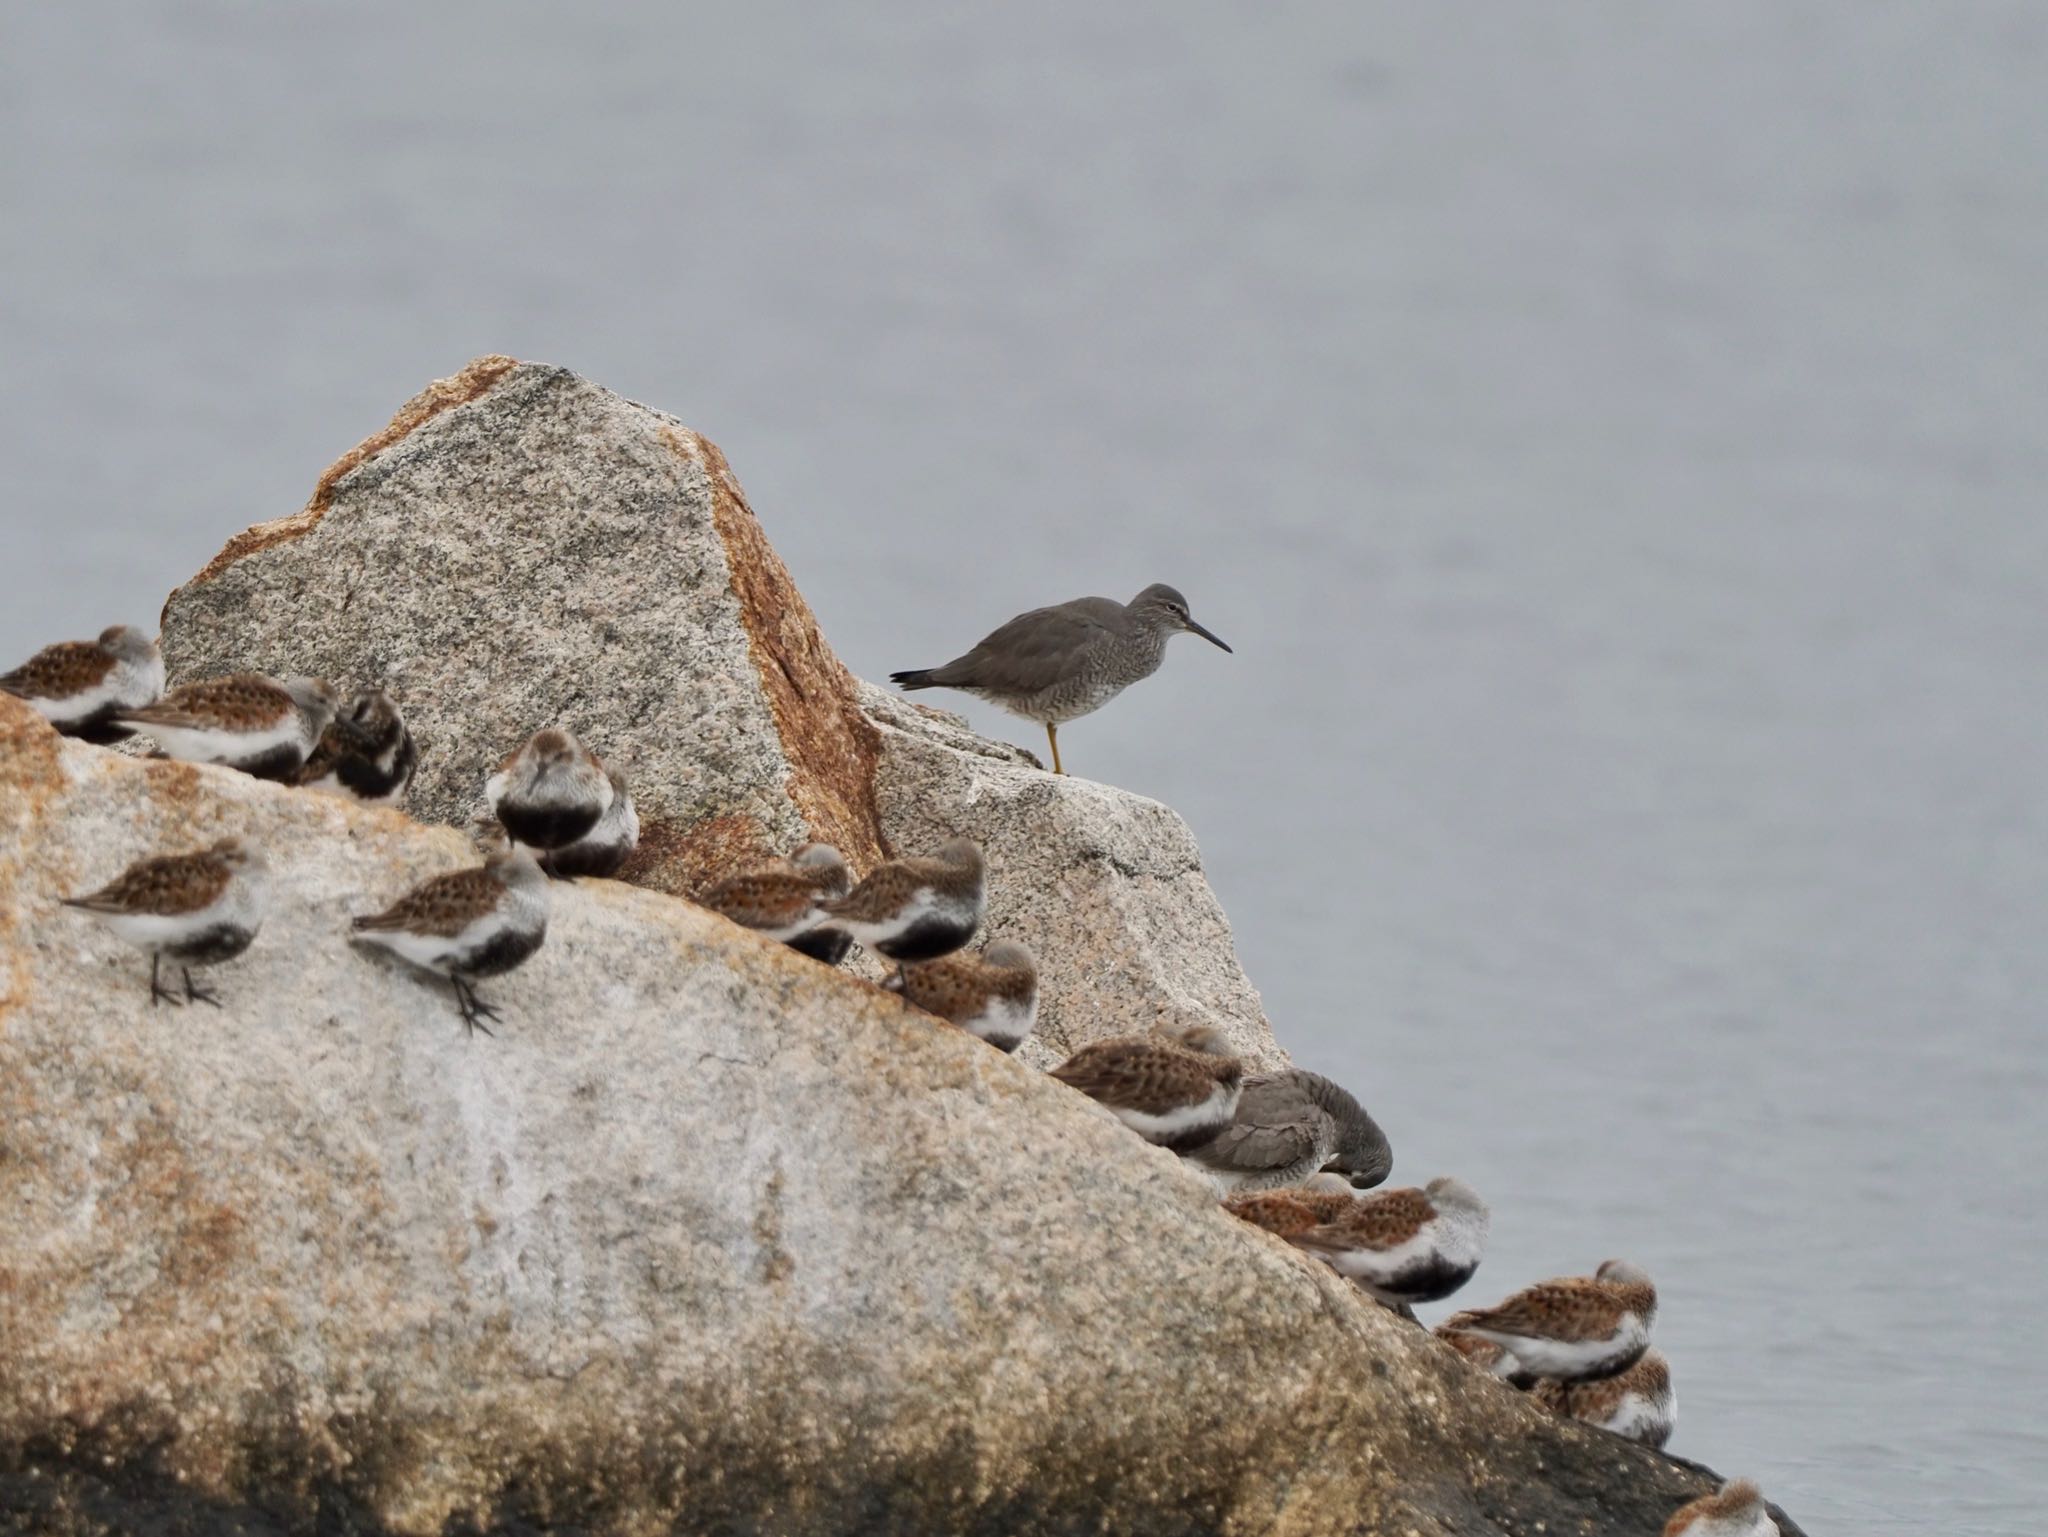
[7, 619, 1778, 1536]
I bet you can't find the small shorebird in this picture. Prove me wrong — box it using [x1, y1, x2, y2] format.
[1450, 1259, 1658, 1382]
[1434, 1319, 1535, 1387]
[1050, 1022, 1244, 1152]
[1664, 1479, 1778, 1537]
[820, 838, 985, 961]
[1276, 1177, 1489, 1307]
[1532, 1348, 1675, 1449]
[116, 674, 338, 780]
[538, 763, 638, 879]
[1188, 1068, 1392, 1192]
[697, 843, 854, 964]
[1, 623, 163, 742]
[350, 842, 550, 1035]
[62, 838, 268, 1007]
[883, 939, 1039, 1052]
[485, 729, 614, 853]
[295, 688, 417, 805]
[890, 583, 1230, 775]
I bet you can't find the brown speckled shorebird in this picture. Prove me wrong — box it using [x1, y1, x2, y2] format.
[1532, 1347, 1675, 1448]
[820, 838, 985, 962]
[350, 842, 550, 1036]
[697, 844, 855, 964]
[1, 623, 163, 742]
[883, 939, 1039, 1052]
[1189, 1068, 1392, 1192]
[485, 728, 614, 854]
[117, 673, 338, 780]
[1273, 1177, 1489, 1307]
[1663, 1478, 1778, 1537]
[890, 583, 1230, 775]
[62, 838, 269, 1007]
[1450, 1259, 1658, 1382]
[295, 688, 418, 806]
[1050, 1022, 1244, 1152]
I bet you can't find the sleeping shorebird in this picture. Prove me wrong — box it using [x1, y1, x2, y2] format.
[890, 583, 1231, 775]
[116, 673, 337, 780]
[1188, 1068, 1392, 1192]
[485, 728, 614, 854]
[819, 838, 985, 962]
[1050, 1022, 1244, 1153]
[350, 841, 550, 1035]
[697, 843, 855, 964]
[1, 623, 163, 742]
[882, 938, 1039, 1052]
[1449, 1259, 1658, 1382]
[1532, 1348, 1676, 1448]
[294, 688, 417, 805]
[1663, 1479, 1778, 1537]
[62, 838, 268, 1007]
[1274, 1177, 1489, 1307]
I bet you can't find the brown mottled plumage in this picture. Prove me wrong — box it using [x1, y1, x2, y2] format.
[350, 845, 551, 1035]
[64, 844, 236, 917]
[821, 837, 985, 961]
[1276, 1177, 1489, 1305]
[1532, 1348, 1675, 1448]
[62, 838, 269, 1007]
[1, 623, 163, 741]
[1451, 1260, 1658, 1382]
[698, 844, 853, 961]
[1435, 1321, 1533, 1386]
[1050, 1023, 1244, 1152]
[1223, 1180, 1358, 1239]
[1664, 1478, 1776, 1536]
[883, 938, 1038, 1051]
[117, 673, 337, 780]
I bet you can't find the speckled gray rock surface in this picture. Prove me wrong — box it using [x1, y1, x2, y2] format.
[859, 681, 1279, 1070]
[0, 699, 1804, 1537]
[157, 357, 886, 901]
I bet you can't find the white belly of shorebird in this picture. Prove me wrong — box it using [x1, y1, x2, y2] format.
[1469, 1313, 1648, 1380]
[1598, 1386, 1675, 1443]
[963, 994, 1036, 1048]
[142, 717, 302, 766]
[1112, 1079, 1240, 1141]
[100, 897, 237, 952]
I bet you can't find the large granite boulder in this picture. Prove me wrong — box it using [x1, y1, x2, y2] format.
[155, 359, 1273, 1062]
[0, 700, 1801, 1536]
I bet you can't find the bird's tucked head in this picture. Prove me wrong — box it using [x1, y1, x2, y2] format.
[1131, 583, 1232, 653]
[981, 938, 1036, 975]
[334, 687, 405, 751]
[1424, 1176, 1489, 1220]
[98, 624, 159, 663]
[284, 676, 339, 727]
[1596, 1258, 1655, 1291]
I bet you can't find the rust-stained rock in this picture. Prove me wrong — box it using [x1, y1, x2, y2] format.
[0, 699, 1803, 1536]
[158, 359, 883, 898]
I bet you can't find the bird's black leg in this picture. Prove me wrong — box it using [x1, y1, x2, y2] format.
[182, 967, 221, 1008]
[452, 978, 496, 1039]
[149, 954, 182, 1008]
[464, 980, 503, 1028]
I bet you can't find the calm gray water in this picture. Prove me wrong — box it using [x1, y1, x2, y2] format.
[6, 5, 2045, 1530]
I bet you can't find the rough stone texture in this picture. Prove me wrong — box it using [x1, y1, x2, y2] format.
[158, 359, 885, 901]
[859, 683, 1279, 1069]
[156, 359, 1276, 1065]
[0, 699, 1804, 1537]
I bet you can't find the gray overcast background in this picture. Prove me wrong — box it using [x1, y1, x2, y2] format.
[6, 4, 2045, 1530]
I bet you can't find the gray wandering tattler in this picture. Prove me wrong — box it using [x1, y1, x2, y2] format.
[890, 583, 1230, 775]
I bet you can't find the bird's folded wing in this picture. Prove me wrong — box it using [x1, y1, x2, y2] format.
[353, 868, 501, 936]
[1, 642, 112, 698]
